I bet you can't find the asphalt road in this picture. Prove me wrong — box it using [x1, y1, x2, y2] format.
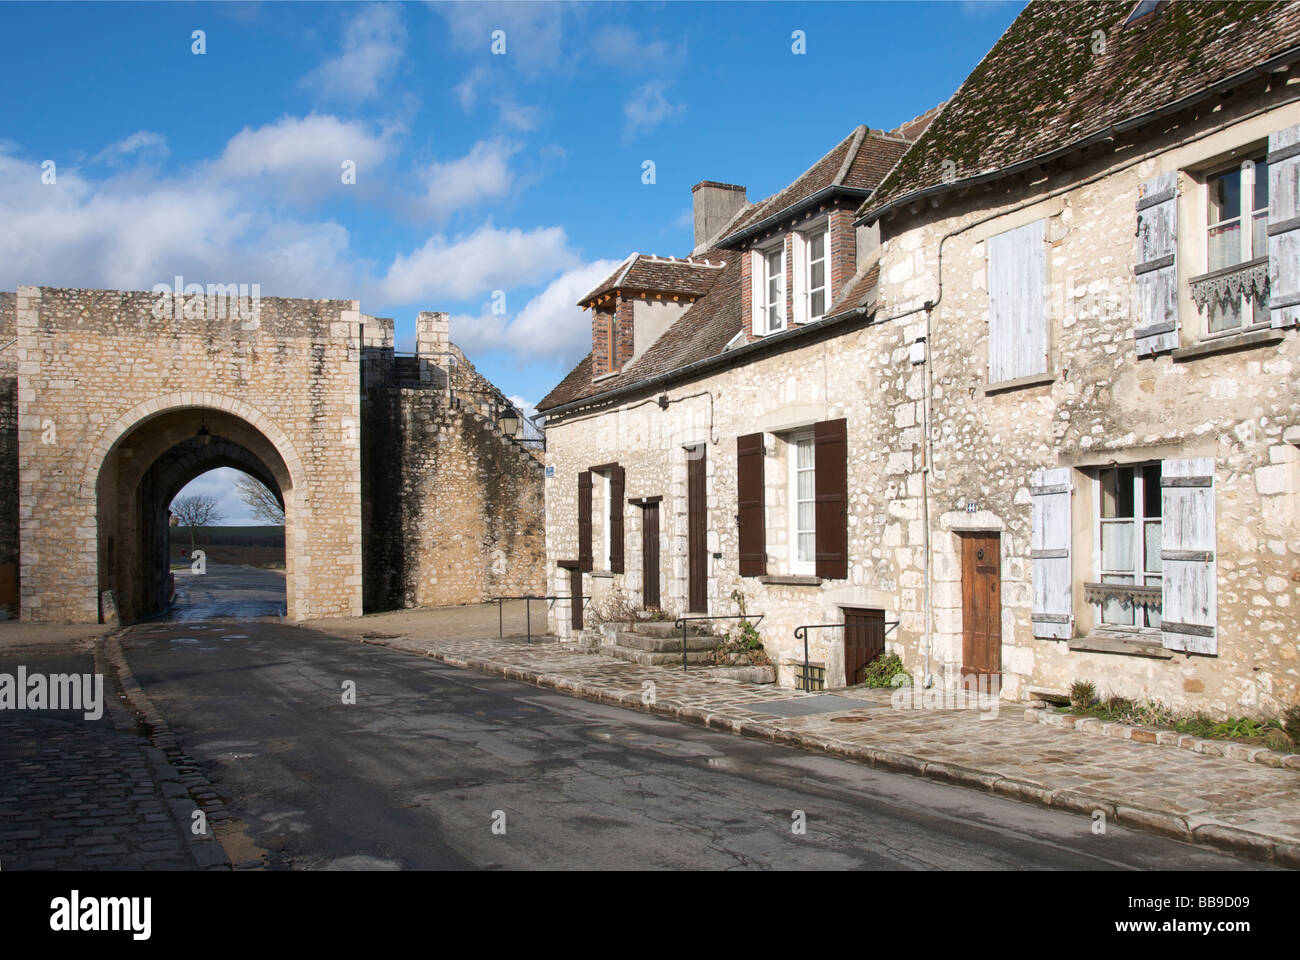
[170, 563, 285, 621]
[119, 619, 1263, 870]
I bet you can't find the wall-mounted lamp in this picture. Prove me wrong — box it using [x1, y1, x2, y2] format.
[196, 417, 212, 446]
[499, 405, 520, 437]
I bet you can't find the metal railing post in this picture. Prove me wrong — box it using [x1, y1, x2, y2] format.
[681, 618, 688, 671]
[498, 598, 503, 639]
[526, 597, 532, 643]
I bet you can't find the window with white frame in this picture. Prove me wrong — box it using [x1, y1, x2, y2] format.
[1092, 463, 1163, 629]
[789, 432, 815, 573]
[592, 468, 612, 570]
[755, 243, 785, 335]
[804, 228, 828, 321]
[1205, 155, 1270, 334]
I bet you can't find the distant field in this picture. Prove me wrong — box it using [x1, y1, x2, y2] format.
[171, 525, 284, 568]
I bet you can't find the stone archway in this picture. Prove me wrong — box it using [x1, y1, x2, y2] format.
[91, 400, 300, 622]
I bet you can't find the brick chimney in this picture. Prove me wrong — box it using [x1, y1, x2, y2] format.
[691, 181, 747, 254]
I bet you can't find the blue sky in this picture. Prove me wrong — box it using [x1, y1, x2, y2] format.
[0, 0, 1024, 521]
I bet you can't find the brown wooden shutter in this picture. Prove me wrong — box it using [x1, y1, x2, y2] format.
[577, 471, 593, 572]
[736, 433, 766, 576]
[609, 465, 625, 574]
[814, 418, 848, 580]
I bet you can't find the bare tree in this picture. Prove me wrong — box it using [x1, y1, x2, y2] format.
[171, 494, 225, 553]
[235, 474, 285, 525]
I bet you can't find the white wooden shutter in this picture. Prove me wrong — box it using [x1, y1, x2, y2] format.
[1161, 457, 1216, 654]
[987, 219, 1047, 383]
[791, 232, 808, 326]
[1030, 467, 1072, 640]
[1268, 123, 1300, 329]
[1135, 171, 1180, 355]
[750, 249, 765, 335]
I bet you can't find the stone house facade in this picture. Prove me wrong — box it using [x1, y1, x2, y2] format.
[538, 1, 1300, 718]
[537, 121, 937, 688]
[857, 0, 1300, 716]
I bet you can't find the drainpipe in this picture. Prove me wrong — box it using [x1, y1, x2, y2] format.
[921, 302, 935, 690]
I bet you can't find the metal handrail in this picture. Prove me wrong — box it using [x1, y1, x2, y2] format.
[794, 620, 902, 691]
[672, 614, 765, 671]
[793, 624, 843, 692]
[493, 594, 561, 643]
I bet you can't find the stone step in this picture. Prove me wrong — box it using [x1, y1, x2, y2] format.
[624, 621, 711, 639]
[603, 645, 718, 667]
[614, 630, 721, 653]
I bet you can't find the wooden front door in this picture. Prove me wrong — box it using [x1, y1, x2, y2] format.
[687, 446, 707, 613]
[569, 566, 583, 630]
[843, 608, 885, 686]
[641, 501, 661, 609]
[961, 533, 1002, 677]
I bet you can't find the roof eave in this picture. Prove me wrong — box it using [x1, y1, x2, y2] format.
[537, 307, 874, 419]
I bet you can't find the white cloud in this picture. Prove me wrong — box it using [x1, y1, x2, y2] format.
[173, 467, 263, 526]
[93, 131, 170, 168]
[448, 258, 619, 363]
[419, 139, 519, 220]
[0, 143, 357, 297]
[380, 223, 579, 304]
[210, 114, 392, 204]
[301, 3, 406, 102]
[622, 80, 686, 141]
[592, 25, 673, 67]
[434, 1, 571, 74]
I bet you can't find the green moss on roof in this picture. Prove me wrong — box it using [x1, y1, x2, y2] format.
[864, 0, 1300, 220]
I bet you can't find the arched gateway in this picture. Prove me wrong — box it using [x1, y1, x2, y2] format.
[15, 285, 363, 622]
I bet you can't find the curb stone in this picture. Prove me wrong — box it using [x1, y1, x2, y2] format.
[99, 632, 238, 870]
[1024, 706, 1300, 772]
[406, 639, 1295, 867]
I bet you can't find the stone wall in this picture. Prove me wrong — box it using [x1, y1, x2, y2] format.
[870, 87, 1300, 715]
[362, 315, 544, 612]
[15, 285, 363, 622]
[0, 293, 18, 613]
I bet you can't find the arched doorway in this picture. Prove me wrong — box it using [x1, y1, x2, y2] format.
[95, 405, 297, 622]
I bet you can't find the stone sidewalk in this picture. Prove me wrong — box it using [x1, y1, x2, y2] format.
[329, 612, 1300, 867]
[0, 639, 225, 870]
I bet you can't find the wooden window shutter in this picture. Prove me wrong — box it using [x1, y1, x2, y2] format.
[736, 433, 766, 577]
[1030, 467, 1072, 639]
[1161, 458, 1217, 654]
[750, 249, 765, 336]
[813, 418, 848, 580]
[609, 465, 625, 574]
[1135, 171, 1180, 354]
[577, 471, 593, 572]
[987, 219, 1048, 382]
[1268, 123, 1300, 329]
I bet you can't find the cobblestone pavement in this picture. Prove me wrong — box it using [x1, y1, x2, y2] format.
[0, 642, 206, 871]
[328, 607, 1300, 865]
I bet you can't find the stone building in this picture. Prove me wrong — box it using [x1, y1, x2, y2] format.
[0, 286, 542, 623]
[536, 120, 938, 687]
[858, 0, 1300, 716]
[537, 1, 1300, 718]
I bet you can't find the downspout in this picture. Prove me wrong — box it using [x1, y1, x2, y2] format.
[920, 302, 935, 689]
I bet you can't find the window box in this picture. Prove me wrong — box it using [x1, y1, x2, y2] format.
[1067, 632, 1173, 659]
